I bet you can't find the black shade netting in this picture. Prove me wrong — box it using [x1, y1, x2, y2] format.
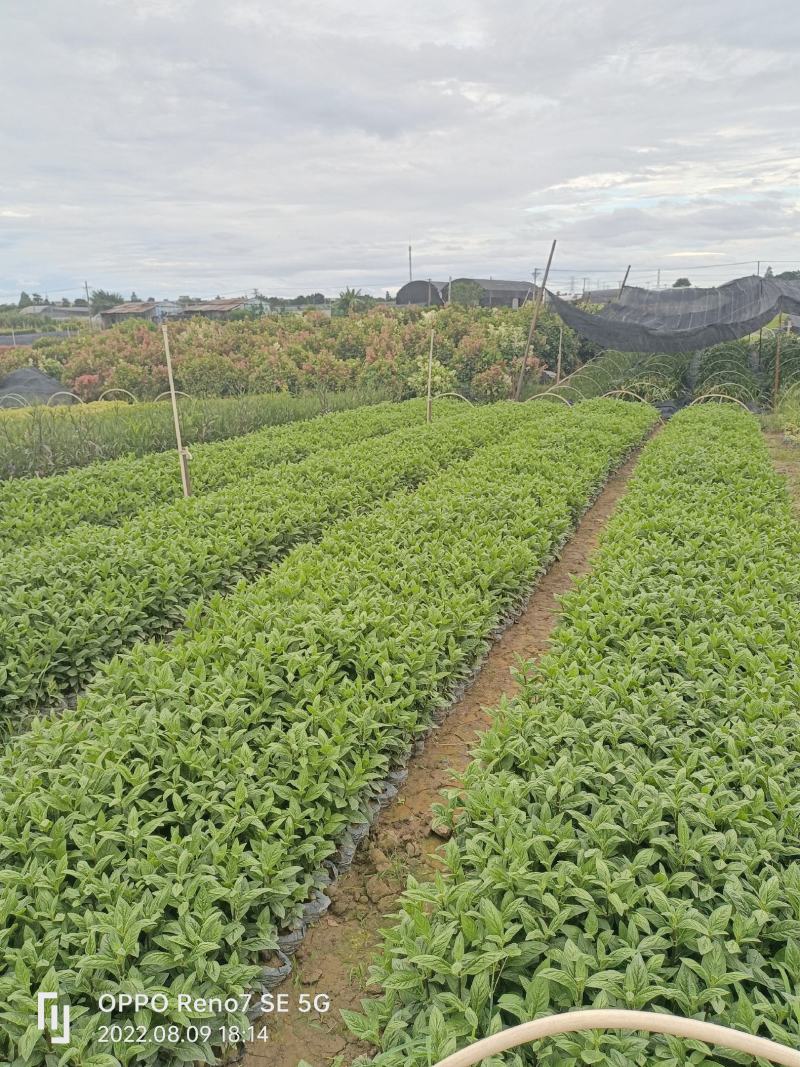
[548, 275, 800, 353]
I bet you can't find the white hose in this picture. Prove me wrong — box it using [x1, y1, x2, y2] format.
[430, 1009, 800, 1067]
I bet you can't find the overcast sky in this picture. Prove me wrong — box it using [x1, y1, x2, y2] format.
[2, 0, 799, 302]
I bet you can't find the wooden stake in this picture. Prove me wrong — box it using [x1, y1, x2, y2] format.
[556, 326, 563, 384]
[773, 316, 783, 411]
[426, 328, 435, 423]
[514, 240, 556, 401]
[618, 264, 631, 298]
[162, 324, 191, 496]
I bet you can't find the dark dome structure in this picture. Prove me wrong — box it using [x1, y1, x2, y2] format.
[0, 366, 72, 404]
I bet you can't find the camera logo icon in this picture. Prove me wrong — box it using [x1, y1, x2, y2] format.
[37, 992, 71, 1045]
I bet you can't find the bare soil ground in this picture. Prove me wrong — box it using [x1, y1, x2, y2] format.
[244, 443, 649, 1067]
[764, 430, 800, 513]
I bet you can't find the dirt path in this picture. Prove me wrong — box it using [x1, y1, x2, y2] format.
[764, 429, 800, 513]
[244, 443, 649, 1067]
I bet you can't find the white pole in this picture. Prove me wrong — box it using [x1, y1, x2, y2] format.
[161, 324, 191, 496]
[426, 328, 434, 423]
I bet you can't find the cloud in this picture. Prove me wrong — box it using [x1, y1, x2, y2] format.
[1, 0, 799, 301]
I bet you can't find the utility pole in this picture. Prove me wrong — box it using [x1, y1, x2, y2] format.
[84, 280, 95, 328]
[656, 269, 661, 289]
[514, 239, 557, 402]
[757, 260, 761, 277]
[408, 244, 412, 282]
[533, 267, 539, 293]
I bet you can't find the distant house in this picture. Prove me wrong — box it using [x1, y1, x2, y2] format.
[396, 277, 536, 308]
[182, 297, 265, 320]
[0, 366, 72, 405]
[99, 301, 184, 329]
[18, 304, 91, 321]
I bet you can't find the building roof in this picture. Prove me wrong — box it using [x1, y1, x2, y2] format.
[18, 304, 90, 316]
[102, 302, 158, 315]
[183, 298, 250, 312]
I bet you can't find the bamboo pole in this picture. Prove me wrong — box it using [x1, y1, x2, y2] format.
[162, 324, 192, 496]
[426, 328, 434, 423]
[514, 240, 556, 401]
[555, 325, 563, 384]
[773, 316, 784, 411]
[618, 264, 631, 298]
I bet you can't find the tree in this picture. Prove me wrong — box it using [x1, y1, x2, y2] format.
[130, 291, 140, 302]
[776, 270, 800, 281]
[450, 280, 484, 306]
[60, 297, 71, 307]
[764, 266, 774, 278]
[73, 297, 88, 307]
[336, 287, 364, 313]
[89, 289, 125, 314]
[31, 293, 43, 304]
[672, 277, 691, 287]
[18, 291, 32, 307]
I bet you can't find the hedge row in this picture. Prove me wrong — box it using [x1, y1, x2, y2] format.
[0, 388, 389, 481]
[355, 406, 800, 1066]
[0, 399, 656, 1065]
[0, 402, 536, 732]
[0, 398, 456, 549]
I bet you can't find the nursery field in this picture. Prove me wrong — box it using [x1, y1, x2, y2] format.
[0, 397, 657, 1066]
[3, 390, 799, 1067]
[0, 388, 387, 479]
[0, 398, 456, 547]
[356, 406, 800, 1065]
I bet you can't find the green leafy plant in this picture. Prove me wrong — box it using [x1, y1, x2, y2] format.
[0, 399, 655, 1065]
[354, 406, 800, 1066]
[0, 402, 532, 732]
[0, 399, 458, 548]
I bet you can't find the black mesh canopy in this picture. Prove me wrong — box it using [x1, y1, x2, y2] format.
[548, 275, 800, 353]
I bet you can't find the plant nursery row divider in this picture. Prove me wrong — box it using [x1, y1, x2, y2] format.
[514, 238, 556, 401]
[161, 323, 192, 497]
[426, 327, 435, 423]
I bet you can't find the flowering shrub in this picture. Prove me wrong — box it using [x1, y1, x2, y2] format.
[35, 306, 581, 400]
[470, 361, 514, 401]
